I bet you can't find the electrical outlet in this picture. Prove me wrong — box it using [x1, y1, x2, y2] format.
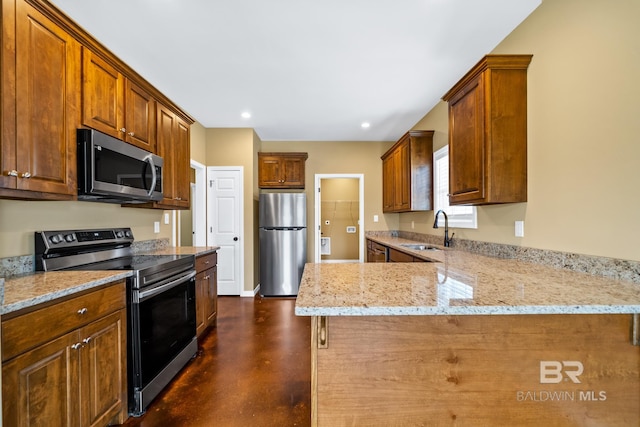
[164, 213, 170, 224]
[411, 221, 415, 229]
[515, 221, 524, 237]
[373, 215, 379, 223]
[154, 221, 160, 233]
[346, 226, 356, 233]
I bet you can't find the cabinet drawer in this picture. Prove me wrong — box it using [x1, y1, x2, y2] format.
[2, 280, 126, 362]
[388, 248, 415, 262]
[196, 252, 218, 273]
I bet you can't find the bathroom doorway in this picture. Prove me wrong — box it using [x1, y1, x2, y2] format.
[314, 174, 364, 263]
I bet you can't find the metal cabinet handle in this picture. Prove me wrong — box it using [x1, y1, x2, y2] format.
[72, 343, 82, 350]
[6, 170, 18, 177]
[21, 172, 31, 179]
[128, 132, 135, 137]
[77, 307, 88, 315]
[82, 337, 92, 345]
[119, 127, 126, 133]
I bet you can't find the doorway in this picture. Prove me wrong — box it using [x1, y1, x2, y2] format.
[178, 160, 206, 247]
[207, 166, 244, 296]
[314, 174, 364, 263]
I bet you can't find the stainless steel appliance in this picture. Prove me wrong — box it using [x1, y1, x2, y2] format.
[77, 128, 164, 203]
[35, 228, 197, 416]
[259, 192, 307, 296]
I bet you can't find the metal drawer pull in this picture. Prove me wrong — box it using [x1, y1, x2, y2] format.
[21, 172, 31, 178]
[82, 337, 92, 345]
[77, 307, 88, 315]
[72, 343, 82, 350]
[6, 170, 18, 177]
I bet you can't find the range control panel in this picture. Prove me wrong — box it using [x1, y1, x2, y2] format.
[35, 228, 134, 254]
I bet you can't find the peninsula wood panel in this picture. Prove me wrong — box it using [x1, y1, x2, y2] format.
[312, 314, 640, 426]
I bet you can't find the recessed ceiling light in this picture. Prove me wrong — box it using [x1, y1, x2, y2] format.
[241, 111, 251, 119]
[361, 122, 370, 128]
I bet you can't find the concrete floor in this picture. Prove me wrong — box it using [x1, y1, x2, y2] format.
[120, 296, 312, 427]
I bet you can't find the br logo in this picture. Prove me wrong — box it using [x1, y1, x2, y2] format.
[540, 361, 583, 384]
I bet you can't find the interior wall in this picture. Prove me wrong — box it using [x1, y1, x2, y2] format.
[0, 200, 169, 258]
[205, 128, 258, 293]
[261, 140, 395, 261]
[320, 178, 360, 261]
[407, 0, 640, 262]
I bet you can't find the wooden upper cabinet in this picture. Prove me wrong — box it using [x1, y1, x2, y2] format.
[153, 103, 190, 209]
[82, 48, 156, 152]
[0, 0, 80, 199]
[258, 152, 308, 189]
[125, 80, 156, 151]
[442, 54, 532, 205]
[82, 48, 125, 139]
[381, 130, 434, 213]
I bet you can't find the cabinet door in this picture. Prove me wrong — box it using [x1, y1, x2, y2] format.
[79, 310, 126, 427]
[125, 80, 156, 151]
[206, 266, 218, 326]
[11, 1, 80, 196]
[195, 270, 207, 337]
[174, 116, 191, 207]
[156, 104, 176, 203]
[282, 156, 305, 187]
[393, 140, 410, 211]
[382, 156, 394, 212]
[448, 74, 485, 204]
[2, 330, 81, 427]
[258, 155, 283, 187]
[82, 47, 125, 139]
[156, 104, 190, 209]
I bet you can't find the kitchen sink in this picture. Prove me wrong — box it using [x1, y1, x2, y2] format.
[400, 243, 441, 251]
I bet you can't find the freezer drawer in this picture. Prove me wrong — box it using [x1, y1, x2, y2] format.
[259, 228, 307, 296]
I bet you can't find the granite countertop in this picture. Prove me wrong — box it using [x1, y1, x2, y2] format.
[1, 271, 132, 315]
[0, 246, 219, 316]
[295, 236, 640, 316]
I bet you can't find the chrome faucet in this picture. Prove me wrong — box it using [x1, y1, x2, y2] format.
[433, 210, 454, 247]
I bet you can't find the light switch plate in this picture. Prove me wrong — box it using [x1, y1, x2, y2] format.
[373, 215, 379, 223]
[154, 221, 160, 233]
[164, 213, 170, 224]
[515, 221, 524, 237]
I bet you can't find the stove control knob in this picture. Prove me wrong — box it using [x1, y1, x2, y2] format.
[64, 234, 75, 242]
[116, 230, 124, 238]
[125, 230, 132, 238]
[50, 234, 63, 244]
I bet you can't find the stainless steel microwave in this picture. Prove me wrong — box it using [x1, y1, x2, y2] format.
[77, 129, 163, 203]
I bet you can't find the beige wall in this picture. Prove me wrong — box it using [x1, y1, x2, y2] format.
[262, 140, 395, 261]
[407, 0, 640, 262]
[205, 128, 260, 292]
[0, 200, 169, 258]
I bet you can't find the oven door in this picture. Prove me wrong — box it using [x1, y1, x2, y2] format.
[129, 270, 197, 415]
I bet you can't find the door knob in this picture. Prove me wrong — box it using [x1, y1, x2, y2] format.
[233, 237, 238, 241]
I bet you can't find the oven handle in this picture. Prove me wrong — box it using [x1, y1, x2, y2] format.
[138, 270, 196, 302]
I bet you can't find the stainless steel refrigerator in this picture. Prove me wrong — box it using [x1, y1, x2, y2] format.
[259, 192, 307, 296]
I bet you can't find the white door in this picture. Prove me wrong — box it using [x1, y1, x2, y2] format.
[207, 167, 243, 296]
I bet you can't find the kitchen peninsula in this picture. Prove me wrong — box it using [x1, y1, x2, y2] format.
[295, 244, 640, 426]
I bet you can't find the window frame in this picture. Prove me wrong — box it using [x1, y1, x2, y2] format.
[433, 145, 477, 229]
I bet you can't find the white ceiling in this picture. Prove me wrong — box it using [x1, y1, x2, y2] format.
[51, 0, 541, 141]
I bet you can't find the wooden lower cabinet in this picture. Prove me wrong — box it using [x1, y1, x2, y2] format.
[1, 281, 127, 427]
[311, 314, 640, 426]
[366, 239, 387, 262]
[196, 252, 218, 338]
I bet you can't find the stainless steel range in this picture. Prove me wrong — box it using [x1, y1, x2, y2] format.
[35, 228, 197, 416]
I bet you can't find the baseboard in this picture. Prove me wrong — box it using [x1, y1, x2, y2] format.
[241, 284, 259, 297]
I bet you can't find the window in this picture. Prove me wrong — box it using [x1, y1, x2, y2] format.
[433, 146, 477, 229]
